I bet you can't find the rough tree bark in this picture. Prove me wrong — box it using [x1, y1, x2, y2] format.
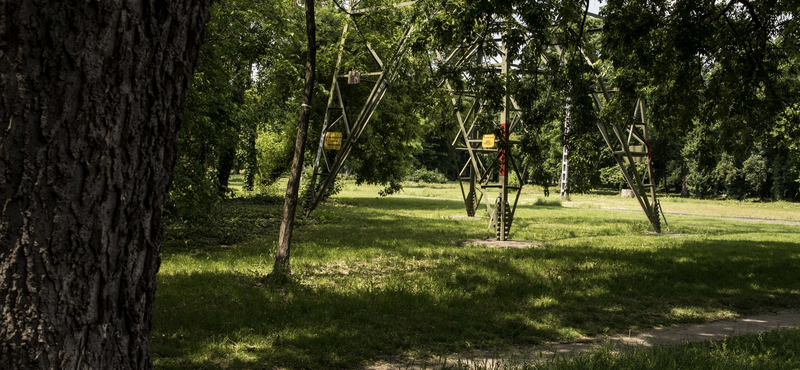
[1, 1, 212, 369]
[273, 0, 316, 274]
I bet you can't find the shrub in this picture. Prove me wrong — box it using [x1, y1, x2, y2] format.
[714, 153, 745, 199]
[405, 168, 448, 184]
[742, 153, 769, 198]
[599, 165, 627, 190]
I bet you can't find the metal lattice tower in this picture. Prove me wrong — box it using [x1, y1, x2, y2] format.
[580, 42, 662, 233]
[435, 33, 527, 241]
[305, 2, 415, 215]
[304, 2, 665, 237]
[560, 97, 571, 198]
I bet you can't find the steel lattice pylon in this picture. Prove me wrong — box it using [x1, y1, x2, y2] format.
[580, 41, 663, 233]
[433, 36, 527, 241]
[305, 2, 415, 216]
[304, 2, 665, 237]
[560, 96, 571, 198]
[556, 22, 664, 232]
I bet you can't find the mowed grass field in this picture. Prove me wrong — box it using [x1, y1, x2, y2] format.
[152, 179, 800, 369]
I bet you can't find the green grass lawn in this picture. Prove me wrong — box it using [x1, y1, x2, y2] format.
[545, 328, 800, 370]
[428, 329, 800, 370]
[564, 192, 800, 222]
[152, 180, 800, 369]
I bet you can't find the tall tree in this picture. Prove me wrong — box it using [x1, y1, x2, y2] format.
[273, 0, 317, 274]
[602, 0, 800, 199]
[0, 2, 212, 369]
[171, 0, 299, 219]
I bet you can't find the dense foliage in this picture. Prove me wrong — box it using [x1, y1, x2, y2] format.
[170, 0, 345, 219]
[601, 0, 800, 199]
[171, 0, 800, 219]
[169, 0, 298, 219]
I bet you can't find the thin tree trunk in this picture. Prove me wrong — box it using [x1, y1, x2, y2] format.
[273, 0, 317, 275]
[243, 131, 258, 191]
[217, 146, 237, 195]
[0, 2, 212, 369]
[681, 175, 690, 197]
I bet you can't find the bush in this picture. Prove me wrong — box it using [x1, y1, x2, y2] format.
[254, 127, 294, 193]
[507, 172, 521, 188]
[299, 171, 344, 211]
[714, 153, 745, 199]
[405, 168, 448, 184]
[599, 165, 627, 190]
[742, 153, 769, 198]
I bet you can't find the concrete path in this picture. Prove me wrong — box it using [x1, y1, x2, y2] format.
[365, 310, 800, 370]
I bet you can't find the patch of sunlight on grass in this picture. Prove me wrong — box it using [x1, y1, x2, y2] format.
[603, 304, 625, 313]
[529, 296, 558, 308]
[717, 288, 741, 295]
[556, 327, 584, 340]
[532, 329, 800, 370]
[669, 307, 737, 321]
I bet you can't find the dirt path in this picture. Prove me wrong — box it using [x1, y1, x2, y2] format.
[365, 310, 800, 370]
[561, 204, 800, 226]
[659, 211, 800, 226]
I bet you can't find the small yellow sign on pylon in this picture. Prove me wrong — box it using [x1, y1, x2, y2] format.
[324, 132, 342, 150]
[482, 134, 496, 148]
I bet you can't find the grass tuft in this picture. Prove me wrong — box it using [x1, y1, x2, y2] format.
[533, 197, 563, 207]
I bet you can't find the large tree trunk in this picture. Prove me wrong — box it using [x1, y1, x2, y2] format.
[0, 2, 212, 369]
[273, 0, 316, 274]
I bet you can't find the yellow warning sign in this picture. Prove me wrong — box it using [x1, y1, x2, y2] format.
[324, 132, 342, 150]
[482, 134, 496, 148]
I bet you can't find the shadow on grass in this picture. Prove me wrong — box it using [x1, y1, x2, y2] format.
[154, 248, 800, 368]
[332, 195, 466, 212]
[154, 195, 800, 369]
